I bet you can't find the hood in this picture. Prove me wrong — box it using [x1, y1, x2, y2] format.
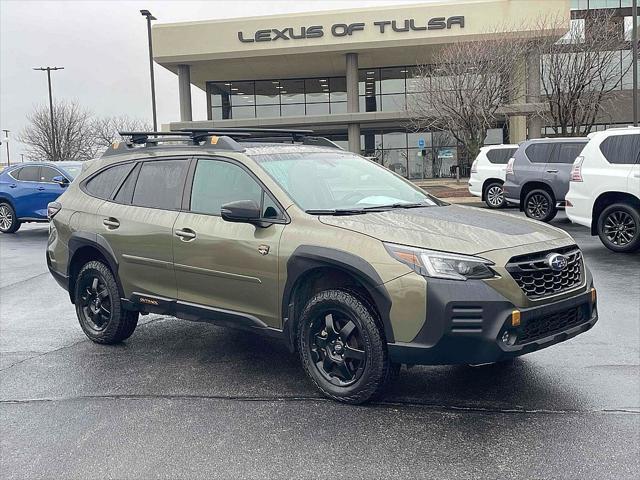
[318, 205, 569, 255]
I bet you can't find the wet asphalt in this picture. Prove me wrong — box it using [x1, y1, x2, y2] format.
[0, 210, 639, 479]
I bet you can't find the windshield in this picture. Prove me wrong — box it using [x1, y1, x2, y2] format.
[61, 165, 82, 179]
[251, 151, 439, 212]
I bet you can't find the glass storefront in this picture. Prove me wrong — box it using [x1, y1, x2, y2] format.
[207, 64, 434, 120]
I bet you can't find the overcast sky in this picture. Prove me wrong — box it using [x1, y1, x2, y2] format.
[1, 0, 431, 161]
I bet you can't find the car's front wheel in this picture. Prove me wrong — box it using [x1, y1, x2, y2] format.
[597, 203, 640, 253]
[298, 289, 398, 404]
[484, 182, 506, 209]
[74, 260, 138, 344]
[0, 202, 21, 234]
[524, 189, 557, 222]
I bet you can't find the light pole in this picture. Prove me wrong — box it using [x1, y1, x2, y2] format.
[33, 66, 64, 161]
[632, 0, 638, 127]
[141, 9, 158, 131]
[2, 130, 9, 166]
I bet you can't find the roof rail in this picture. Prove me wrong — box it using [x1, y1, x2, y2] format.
[178, 128, 314, 142]
[119, 131, 191, 145]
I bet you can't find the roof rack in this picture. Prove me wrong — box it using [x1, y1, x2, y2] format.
[103, 128, 342, 157]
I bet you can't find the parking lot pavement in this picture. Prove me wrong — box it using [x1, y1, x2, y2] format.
[1, 215, 639, 479]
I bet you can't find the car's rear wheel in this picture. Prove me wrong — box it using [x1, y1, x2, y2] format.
[597, 203, 640, 253]
[0, 202, 21, 234]
[524, 189, 557, 222]
[298, 289, 397, 404]
[484, 182, 506, 209]
[74, 260, 138, 344]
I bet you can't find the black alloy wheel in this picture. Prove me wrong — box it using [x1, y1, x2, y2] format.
[598, 203, 640, 253]
[0, 202, 20, 233]
[78, 274, 112, 333]
[524, 189, 557, 222]
[485, 182, 505, 209]
[308, 310, 366, 387]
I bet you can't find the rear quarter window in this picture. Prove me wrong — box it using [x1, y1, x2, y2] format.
[85, 163, 134, 200]
[599, 134, 640, 165]
[486, 148, 517, 164]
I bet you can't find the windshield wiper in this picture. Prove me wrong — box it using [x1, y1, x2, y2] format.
[306, 208, 368, 216]
[363, 202, 430, 210]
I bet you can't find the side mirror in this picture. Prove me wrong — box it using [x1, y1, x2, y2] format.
[52, 176, 69, 187]
[221, 200, 262, 225]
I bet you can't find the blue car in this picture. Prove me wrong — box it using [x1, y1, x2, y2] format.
[0, 161, 84, 233]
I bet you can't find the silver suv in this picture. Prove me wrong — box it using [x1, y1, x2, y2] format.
[504, 138, 588, 222]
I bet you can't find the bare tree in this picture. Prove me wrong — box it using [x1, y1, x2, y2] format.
[407, 29, 532, 162]
[92, 115, 152, 151]
[19, 101, 97, 161]
[534, 10, 633, 136]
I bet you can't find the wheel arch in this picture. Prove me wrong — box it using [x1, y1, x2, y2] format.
[281, 246, 394, 352]
[67, 233, 122, 303]
[481, 178, 504, 201]
[520, 181, 555, 211]
[591, 191, 640, 236]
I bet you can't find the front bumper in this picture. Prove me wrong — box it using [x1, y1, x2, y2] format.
[388, 278, 597, 366]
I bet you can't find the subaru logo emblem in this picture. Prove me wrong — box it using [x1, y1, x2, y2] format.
[547, 253, 568, 272]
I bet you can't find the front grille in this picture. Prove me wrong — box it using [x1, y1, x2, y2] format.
[516, 305, 587, 344]
[506, 246, 583, 299]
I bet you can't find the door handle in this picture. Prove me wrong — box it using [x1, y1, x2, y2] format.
[9, 184, 17, 188]
[633, 173, 640, 178]
[546, 169, 558, 174]
[175, 228, 197, 241]
[37, 186, 45, 191]
[103, 218, 120, 229]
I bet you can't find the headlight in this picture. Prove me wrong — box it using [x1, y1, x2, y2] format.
[384, 243, 497, 281]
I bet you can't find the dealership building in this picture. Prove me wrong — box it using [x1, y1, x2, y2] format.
[152, 0, 637, 179]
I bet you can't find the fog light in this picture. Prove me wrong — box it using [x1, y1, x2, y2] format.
[501, 330, 517, 346]
[591, 287, 596, 304]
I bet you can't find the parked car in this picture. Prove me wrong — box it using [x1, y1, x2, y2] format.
[468, 144, 518, 208]
[0, 161, 84, 233]
[566, 127, 640, 253]
[503, 138, 588, 222]
[47, 130, 597, 404]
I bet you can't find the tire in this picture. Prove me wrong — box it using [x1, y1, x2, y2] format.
[597, 203, 640, 253]
[484, 182, 506, 209]
[524, 189, 557, 222]
[74, 260, 138, 344]
[298, 289, 395, 404]
[0, 202, 21, 234]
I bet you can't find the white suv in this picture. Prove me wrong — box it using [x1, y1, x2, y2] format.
[468, 144, 518, 208]
[566, 127, 640, 253]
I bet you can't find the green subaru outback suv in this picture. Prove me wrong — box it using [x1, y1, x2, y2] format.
[47, 129, 598, 404]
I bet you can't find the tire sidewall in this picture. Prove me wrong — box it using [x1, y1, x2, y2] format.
[484, 182, 505, 209]
[0, 202, 20, 234]
[524, 189, 557, 222]
[298, 290, 387, 403]
[597, 203, 640, 253]
[74, 261, 126, 343]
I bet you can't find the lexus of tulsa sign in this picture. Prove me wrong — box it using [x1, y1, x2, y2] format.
[238, 16, 465, 43]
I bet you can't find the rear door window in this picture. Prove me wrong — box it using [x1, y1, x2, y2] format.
[599, 134, 640, 165]
[15, 166, 40, 182]
[549, 143, 586, 164]
[132, 159, 189, 210]
[85, 163, 134, 200]
[524, 143, 554, 163]
[486, 148, 517, 164]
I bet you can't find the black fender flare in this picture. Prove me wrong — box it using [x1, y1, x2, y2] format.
[67, 232, 123, 299]
[281, 245, 394, 351]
